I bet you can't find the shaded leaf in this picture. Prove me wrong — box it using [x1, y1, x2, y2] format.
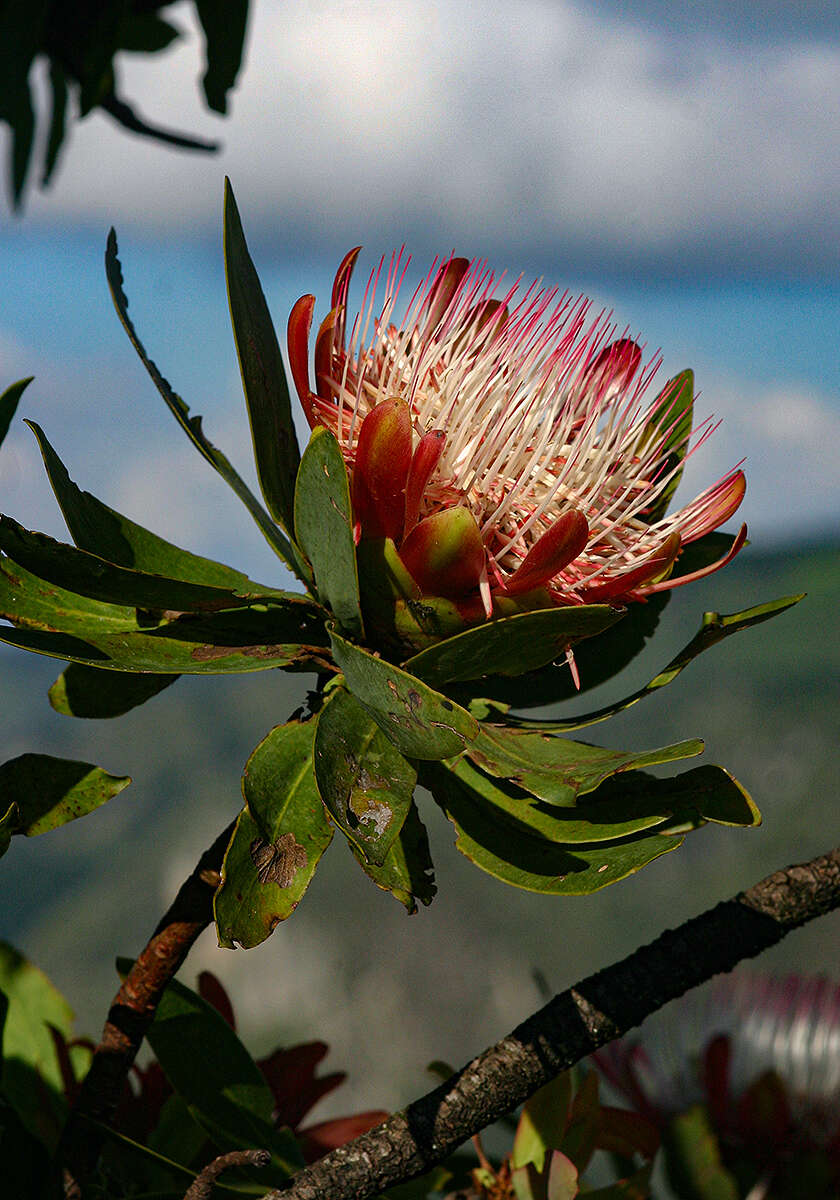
[584, 1164, 653, 1199]
[404, 604, 624, 687]
[348, 798, 436, 912]
[639, 369, 694, 522]
[136, 967, 302, 1177]
[0, 377, 32, 447]
[663, 1105, 739, 1200]
[428, 764, 685, 894]
[511, 594, 804, 734]
[465, 725, 704, 808]
[513, 1072, 573, 1169]
[0, 754, 130, 855]
[215, 720, 333, 949]
[314, 688, 415, 865]
[224, 179, 300, 532]
[48, 663, 177, 718]
[560, 1070, 601, 1172]
[295, 428, 363, 637]
[0, 941, 72, 1149]
[104, 230, 305, 578]
[196, 1, 248, 113]
[42, 61, 67, 186]
[119, 13, 180, 53]
[329, 626, 477, 760]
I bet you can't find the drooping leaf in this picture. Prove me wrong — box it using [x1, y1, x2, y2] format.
[118, 12, 180, 53]
[329, 627, 478, 760]
[0, 545, 328, 674]
[429, 766, 685, 895]
[464, 725, 704, 808]
[294, 427, 363, 638]
[0, 754, 130, 857]
[404, 604, 625, 687]
[48, 663, 177, 718]
[27, 420, 273, 588]
[104, 230, 306, 580]
[313, 688, 415, 866]
[0, 942, 72, 1149]
[196, 1, 248, 113]
[224, 178, 300, 533]
[348, 798, 436, 912]
[639, 369, 694, 523]
[136, 967, 302, 1177]
[509, 594, 804, 734]
[215, 719, 333, 949]
[42, 60, 67, 185]
[0, 377, 32, 447]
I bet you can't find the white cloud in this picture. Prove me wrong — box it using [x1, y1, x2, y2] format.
[15, 1, 840, 272]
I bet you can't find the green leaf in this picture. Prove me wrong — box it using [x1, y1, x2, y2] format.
[313, 688, 415, 866]
[224, 179, 300, 533]
[663, 1106, 739, 1200]
[27, 421, 274, 589]
[138, 969, 301, 1177]
[513, 1072, 573, 1169]
[428, 765, 684, 895]
[294, 428, 363, 638]
[438, 760, 758, 847]
[48, 664, 177, 718]
[329, 627, 478, 760]
[0, 377, 32, 447]
[348, 798, 436, 912]
[514, 594, 804, 734]
[403, 604, 624, 687]
[196, 1, 248, 113]
[0, 754, 130, 855]
[464, 725, 704, 808]
[0, 541, 328, 674]
[104, 230, 305, 580]
[0, 942, 72, 1149]
[639, 369, 694, 523]
[215, 719, 333, 949]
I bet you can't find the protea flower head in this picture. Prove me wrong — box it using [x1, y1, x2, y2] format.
[288, 251, 746, 636]
[594, 973, 840, 1198]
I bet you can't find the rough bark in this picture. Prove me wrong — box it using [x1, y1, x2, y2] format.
[267, 846, 840, 1200]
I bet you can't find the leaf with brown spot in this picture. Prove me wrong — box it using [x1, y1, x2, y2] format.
[250, 832, 309, 887]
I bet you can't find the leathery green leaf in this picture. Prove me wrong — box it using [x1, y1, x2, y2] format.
[104, 229, 307, 581]
[48, 664, 177, 718]
[215, 719, 333, 949]
[0, 942, 73, 1149]
[428, 763, 684, 895]
[0, 377, 32, 447]
[404, 603, 624, 686]
[313, 688, 415, 866]
[510, 593, 804, 734]
[294, 427, 363, 638]
[0, 544, 328, 674]
[138, 969, 301, 1177]
[465, 725, 704, 808]
[329, 626, 478, 759]
[347, 797, 436, 913]
[224, 178, 300, 533]
[0, 754, 130, 854]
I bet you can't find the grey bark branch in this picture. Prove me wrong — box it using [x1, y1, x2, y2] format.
[267, 845, 840, 1200]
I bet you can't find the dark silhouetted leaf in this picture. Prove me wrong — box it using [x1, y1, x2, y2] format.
[215, 719, 332, 949]
[48, 664, 177, 718]
[295, 428, 363, 637]
[0, 377, 32, 446]
[0, 754, 130, 857]
[42, 60, 67, 186]
[224, 179, 300, 533]
[313, 687, 415, 865]
[197, 1, 248, 114]
[329, 626, 478, 759]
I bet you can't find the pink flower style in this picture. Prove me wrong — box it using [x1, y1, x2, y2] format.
[594, 973, 840, 1195]
[288, 251, 746, 626]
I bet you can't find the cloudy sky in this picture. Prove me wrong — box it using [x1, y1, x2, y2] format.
[2, 0, 838, 588]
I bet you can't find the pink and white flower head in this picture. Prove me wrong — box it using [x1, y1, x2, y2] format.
[594, 973, 840, 1195]
[288, 251, 746, 624]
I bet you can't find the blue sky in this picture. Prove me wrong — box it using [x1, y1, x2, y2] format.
[1, 0, 838, 588]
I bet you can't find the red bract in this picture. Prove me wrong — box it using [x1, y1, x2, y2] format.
[288, 251, 746, 621]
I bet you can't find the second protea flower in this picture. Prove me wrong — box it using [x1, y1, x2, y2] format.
[288, 251, 746, 644]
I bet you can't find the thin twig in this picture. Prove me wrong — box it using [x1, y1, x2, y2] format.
[183, 1149, 271, 1200]
[267, 846, 840, 1200]
[60, 820, 236, 1191]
